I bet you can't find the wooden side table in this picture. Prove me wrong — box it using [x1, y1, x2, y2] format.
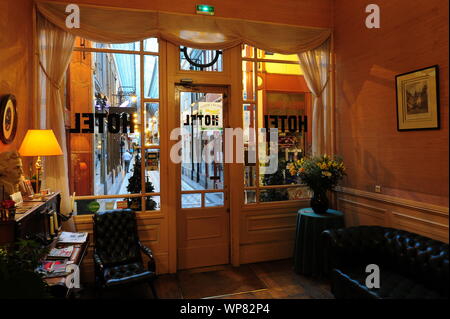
[293, 208, 344, 278]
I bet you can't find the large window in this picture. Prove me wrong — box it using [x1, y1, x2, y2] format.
[67, 38, 161, 214]
[242, 45, 312, 204]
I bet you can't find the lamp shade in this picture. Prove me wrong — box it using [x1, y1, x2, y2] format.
[18, 129, 63, 156]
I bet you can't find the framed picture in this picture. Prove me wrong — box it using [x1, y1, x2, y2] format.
[0, 94, 18, 144]
[395, 65, 440, 131]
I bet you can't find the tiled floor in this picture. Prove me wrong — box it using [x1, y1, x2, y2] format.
[82, 259, 334, 299]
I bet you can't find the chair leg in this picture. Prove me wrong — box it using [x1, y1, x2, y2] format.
[149, 280, 158, 299]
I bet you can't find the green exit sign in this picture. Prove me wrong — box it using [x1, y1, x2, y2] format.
[196, 4, 215, 16]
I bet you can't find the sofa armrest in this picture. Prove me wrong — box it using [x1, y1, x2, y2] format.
[139, 241, 156, 273]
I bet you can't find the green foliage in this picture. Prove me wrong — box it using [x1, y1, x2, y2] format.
[0, 239, 51, 298]
[126, 154, 157, 210]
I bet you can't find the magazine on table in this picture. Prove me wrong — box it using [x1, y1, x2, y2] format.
[47, 245, 74, 259]
[57, 231, 88, 244]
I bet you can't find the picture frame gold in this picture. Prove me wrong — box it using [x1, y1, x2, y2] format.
[0, 94, 18, 144]
[395, 65, 440, 131]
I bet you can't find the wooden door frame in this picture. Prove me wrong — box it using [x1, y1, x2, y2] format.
[165, 43, 243, 272]
[175, 84, 231, 270]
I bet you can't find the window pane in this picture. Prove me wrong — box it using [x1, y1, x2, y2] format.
[242, 61, 255, 100]
[144, 103, 159, 145]
[144, 38, 159, 52]
[242, 49, 310, 202]
[259, 187, 310, 203]
[68, 50, 141, 196]
[180, 47, 223, 72]
[74, 196, 160, 215]
[144, 55, 159, 99]
[244, 190, 256, 204]
[75, 38, 141, 52]
[260, 188, 289, 202]
[96, 42, 140, 51]
[257, 64, 307, 187]
[205, 192, 224, 207]
[180, 91, 225, 191]
[182, 193, 201, 208]
[145, 148, 160, 193]
[242, 44, 254, 58]
[257, 49, 299, 62]
[243, 104, 256, 187]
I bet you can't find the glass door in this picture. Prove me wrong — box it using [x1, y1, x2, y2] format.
[175, 85, 230, 269]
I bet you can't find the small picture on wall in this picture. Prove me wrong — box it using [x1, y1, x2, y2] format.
[395, 65, 440, 131]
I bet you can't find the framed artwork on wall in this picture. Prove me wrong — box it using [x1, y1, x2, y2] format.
[395, 65, 440, 131]
[0, 94, 18, 144]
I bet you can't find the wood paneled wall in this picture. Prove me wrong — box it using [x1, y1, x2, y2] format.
[334, 0, 449, 207]
[336, 187, 448, 243]
[0, 0, 34, 156]
[239, 201, 308, 264]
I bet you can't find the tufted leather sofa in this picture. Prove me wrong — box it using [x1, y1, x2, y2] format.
[93, 210, 157, 297]
[322, 226, 448, 299]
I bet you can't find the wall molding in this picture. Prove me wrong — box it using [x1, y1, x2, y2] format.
[335, 186, 449, 217]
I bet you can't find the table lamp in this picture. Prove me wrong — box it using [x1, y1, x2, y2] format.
[18, 129, 63, 196]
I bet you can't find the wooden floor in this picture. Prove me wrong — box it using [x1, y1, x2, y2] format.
[80, 259, 334, 299]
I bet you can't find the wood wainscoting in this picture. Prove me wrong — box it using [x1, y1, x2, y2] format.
[239, 200, 309, 265]
[335, 187, 449, 243]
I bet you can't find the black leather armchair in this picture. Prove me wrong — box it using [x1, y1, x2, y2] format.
[93, 209, 157, 298]
[322, 226, 448, 299]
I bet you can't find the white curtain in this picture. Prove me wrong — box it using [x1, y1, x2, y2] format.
[298, 39, 331, 155]
[36, 1, 330, 54]
[37, 14, 75, 217]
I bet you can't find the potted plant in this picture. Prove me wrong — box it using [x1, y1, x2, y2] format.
[126, 155, 157, 211]
[0, 239, 51, 298]
[287, 155, 346, 214]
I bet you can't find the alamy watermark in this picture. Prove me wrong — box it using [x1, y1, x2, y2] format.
[365, 264, 380, 289]
[65, 4, 80, 29]
[365, 4, 381, 29]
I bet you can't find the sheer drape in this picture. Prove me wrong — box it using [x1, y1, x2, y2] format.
[298, 39, 331, 155]
[36, 1, 330, 54]
[37, 14, 75, 215]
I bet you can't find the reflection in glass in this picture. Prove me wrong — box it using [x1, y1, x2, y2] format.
[180, 91, 224, 191]
[182, 193, 201, 208]
[144, 103, 159, 146]
[244, 190, 256, 204]
[180, 47, 223, 72]
[144, 55, 159, 99]
[144, 38, 159, 52]
[93, 41, 140, 51]
[205, 192, 224, 207]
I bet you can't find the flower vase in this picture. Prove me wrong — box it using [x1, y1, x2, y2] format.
[310, 189, 329, 214]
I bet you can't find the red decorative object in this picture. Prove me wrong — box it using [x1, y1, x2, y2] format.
[1, 199, 15, 209]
